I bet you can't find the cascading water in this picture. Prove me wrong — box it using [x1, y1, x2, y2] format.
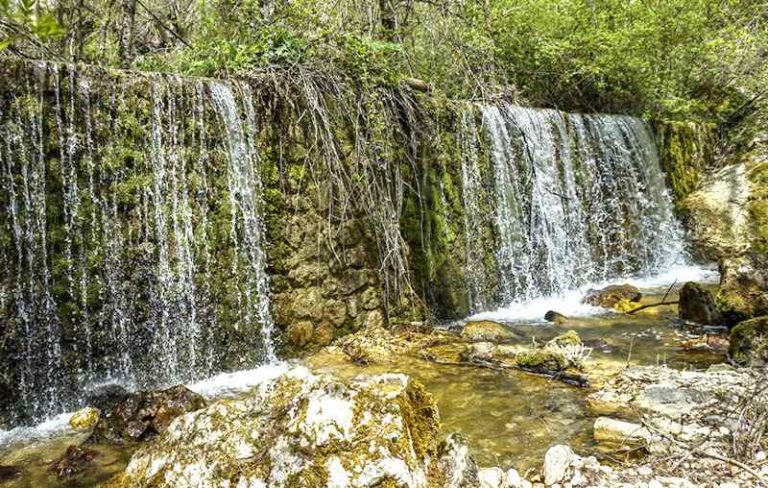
[460, 103, 686, 314]
[0, 63, 275, 423]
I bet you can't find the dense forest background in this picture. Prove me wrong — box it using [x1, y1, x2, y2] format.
[1, 1, 766, 120]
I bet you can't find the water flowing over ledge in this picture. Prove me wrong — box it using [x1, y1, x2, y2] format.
[1, 62, 276, 423]
[468, 264, 719, 323]
[0, 60, 709, 428]
[458, 104, 689, 315]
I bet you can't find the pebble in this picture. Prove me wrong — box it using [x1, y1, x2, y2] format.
[755, 450, 766, 462]
[648, 480, 663, 488]
[637, 466, 653, 476]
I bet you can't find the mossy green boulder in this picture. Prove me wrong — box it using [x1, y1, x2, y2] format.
[460, 320, 514, 342]
[716, 254, 768, 326]
[729, 316, 768, 365]
[582, 284, 642, 308]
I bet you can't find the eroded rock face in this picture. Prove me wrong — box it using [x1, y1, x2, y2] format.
[111, 367, 443, 487]
[582, 284, 642, 308]
[678, 281, 721, 325]
[681, 163, 751, 260]
[88, 385, 206, 444]
[716, 253, 768, 325]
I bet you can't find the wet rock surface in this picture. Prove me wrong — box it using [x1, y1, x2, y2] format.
[678, 281, 721, 325]
[88, 385, 206, 444]
[69, 407, 100, 430]
[583, 284, 642, 308]
[49, 444, 99, 478]
[461, 320, 516, 342]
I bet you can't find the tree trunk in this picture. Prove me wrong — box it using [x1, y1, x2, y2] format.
[118, 0, 137, 69]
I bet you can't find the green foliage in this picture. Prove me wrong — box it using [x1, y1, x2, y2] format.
[0, 0, 64, 52]
[1, 0, 765, 121]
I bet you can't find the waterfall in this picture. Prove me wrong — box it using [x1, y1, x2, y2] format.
[461, 103, 685, 312]
[210, 81, 275, 362]
[0, 64, 275, 423]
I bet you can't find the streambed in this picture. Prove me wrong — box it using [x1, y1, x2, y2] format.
[0, 275, 727, 486]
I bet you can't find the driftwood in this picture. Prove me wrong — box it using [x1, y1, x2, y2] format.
[642, 420, 768, 485]
[626, 280, 677, 315]
[419, 353, 589, 387]
[626, 300, 679, 315]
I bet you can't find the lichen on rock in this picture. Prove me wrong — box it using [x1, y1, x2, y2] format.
[109, 367, 445, 487]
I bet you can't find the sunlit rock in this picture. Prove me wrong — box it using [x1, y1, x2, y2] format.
[109, 367, 444, 487]
[593, 417, 651, 448]
[681, 163, 750, 260]
[69, 407, 100, 430]
[582, 284, 642, 308]
[88, 385, 206, 444]
[437, 433, 479, 487]
[461, 320, 514, 342]
[542, 444, 574, 485]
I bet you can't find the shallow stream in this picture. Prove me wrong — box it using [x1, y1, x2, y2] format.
[0, 269, 727, 486]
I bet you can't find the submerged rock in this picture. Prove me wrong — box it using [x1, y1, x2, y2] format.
[679, 281, 721, 325]
[88, 385, 206, 444]
[110, 367, 445, 487]
[49, 444, 98, 478]
[461, 320, 514, 342]
[729, 316, 768, 365]
[582, 284, 642, 308]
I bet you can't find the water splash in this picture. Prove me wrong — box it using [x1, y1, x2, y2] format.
[463, 104, 688, 313]
[0, 64, 275, 424]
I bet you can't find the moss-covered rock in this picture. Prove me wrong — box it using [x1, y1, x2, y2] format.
[582, 284, 642, 308]
[547, 330, 582, 348]
[69, 407, 100, 430]
[678, 282, 721, 325]
[109, 367, 444, 487]
[460, 320, 513, 342]
[729, 316, 768, 365]
[716, 253, 768, 325]
[655, 120, 717, 209]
